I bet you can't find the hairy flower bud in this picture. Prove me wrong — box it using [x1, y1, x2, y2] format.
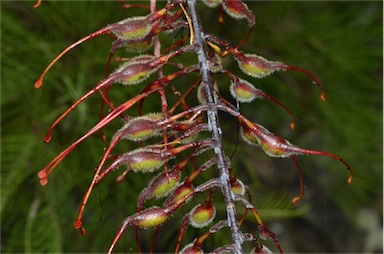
[164, 183, 194, 207]
[96, 147, 172, 182]
[104, 140, 211, 178]
[230, 178, 246, 196]
[113, 45, 193, 86]
[190, 201, 216, 228]
[150, 170, 181, 199]
[240, 126, 261, 147]
[127, 148, 171, 172]
[240, 123, 299, 158]
[233, 51, 326, 100]
[112, 15, 154, 41]
[230, 78, 257, 103]
[222, 0, 255, 27]
[135, 207, 169, 229]
[235, 53, 284, 79]
[239, 116, 353, 184]
[117, 113, 162, 141]
[114, 61, 159, 85]
[231, 77, 297, 129]
[180, 243, 203, 254]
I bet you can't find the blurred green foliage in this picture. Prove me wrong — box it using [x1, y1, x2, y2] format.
[1, 1, 382, 253]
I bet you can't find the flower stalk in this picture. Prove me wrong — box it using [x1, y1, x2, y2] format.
[34, 0, 353, 252]
[187, 0, 243, 252]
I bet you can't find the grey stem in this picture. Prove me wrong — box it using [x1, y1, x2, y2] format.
[186, 0, 244, 253]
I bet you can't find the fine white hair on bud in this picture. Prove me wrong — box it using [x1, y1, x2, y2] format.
[222, 0, 255, 27]
[234, 53, 284, 79]
[113, 15, 153, 41]
[116, 113, 162, 142]
[189, 202, 216, 228]
[230, 78, 258, 103]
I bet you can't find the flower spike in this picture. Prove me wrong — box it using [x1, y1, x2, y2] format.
[33, 1, 353, 253]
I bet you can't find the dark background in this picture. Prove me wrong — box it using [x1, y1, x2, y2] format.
[1, 1, 382, 253]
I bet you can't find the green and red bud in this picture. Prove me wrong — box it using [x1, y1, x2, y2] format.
[240, 125, 261, 147]
[233, 51, 326, 101]
[135, 206, 169, 229]
[95, 147, 171, 184]
[116, 113, 162, 141]
[34, 8, 184, 90]
[179, 243, 203, 254]
[114, 61, 160, 85]
[97, 139, 213, 184]
[230, 177, 246, 196]
[240, 121, 303, 158]
[125, 147, 170, 173]
[230, 77, 296, 129]
[108, 206, 169, 254]
[222, 0, 255, 27]
[164, 183, 194, 207]
[234, 53, 284, 79]
[137, 156, 193, 209]
[137, 169, 182, 211]
[180, 244, 203, 254]
[111, 6, 169, 42]
[112, 15, 154, 41]
[150, 171, 181, 199]
[189, 200, 216, 228]
[230, 77, 258, 103]
[113, 45, 193, 86]
[239, 116, 353, 184]
[176, 205, 209, 254]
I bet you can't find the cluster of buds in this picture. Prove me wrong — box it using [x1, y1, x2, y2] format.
[34, 0, 353, 253]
